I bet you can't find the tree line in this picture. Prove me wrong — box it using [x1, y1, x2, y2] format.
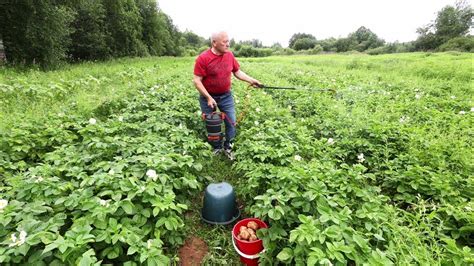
[232, 0, 473, 57]
[0, 0, 185, 69]
[0, 0, 472, 69]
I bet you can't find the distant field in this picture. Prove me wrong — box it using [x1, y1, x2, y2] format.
[1, 53, 472, 265]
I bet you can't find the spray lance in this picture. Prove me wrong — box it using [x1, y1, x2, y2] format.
[255, 84, 336, 94]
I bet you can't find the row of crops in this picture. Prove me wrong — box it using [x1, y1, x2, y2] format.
[1, 53, 473, 265]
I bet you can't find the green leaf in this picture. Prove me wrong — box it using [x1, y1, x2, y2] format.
[194, 163, 203, 171]
[43, 242, 58, 254]
[79, 249, 97, 266]
[319, 213, 330, 223]
[121, 200, 135, 215]
[352, 234, 368, 248]
[127, 246, 138, 255]
[277, 248, 293, 261]
[289, 231, 298, 243]
[307, 255, 319, 266]
[324, 225, 342, 240]
[320, 258, 332, 266]
[268, 209, 282, 220]
[106, 246, 120, 259]
[141, 208, 151, 218]
[109, 218, 118, 228]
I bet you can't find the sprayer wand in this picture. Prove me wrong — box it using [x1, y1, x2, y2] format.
[257, 84, 336, 93]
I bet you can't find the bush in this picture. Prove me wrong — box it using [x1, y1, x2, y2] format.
[366, 46, 391, 55]
[183, 48, 198, 57]
[234, 45, 272, 57]
[272, 48, 296, 56]
[197, 46, 209, 54]
[438, 36, 474, 52]
[308, 45, 323, 54]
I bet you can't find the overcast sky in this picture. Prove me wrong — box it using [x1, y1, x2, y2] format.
[158, 0, 462, 47]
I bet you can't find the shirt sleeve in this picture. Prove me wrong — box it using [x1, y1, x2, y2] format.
[193, 55, 207, 77]
[231, 53, 240, 73]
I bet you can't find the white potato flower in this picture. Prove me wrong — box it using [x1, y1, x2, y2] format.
[357, 153, 365, 163]
[327, 138, 335, 145]
[10, 233, 17, 244]
[89, 118, 97, 125]
[99, 199, 110, 207]
[294, 155, 302, 161]
[0, 199, 8, 211]
[9, 231, 27, 247]
[399, 116, 410, 123]
[146, 169, 158, 181]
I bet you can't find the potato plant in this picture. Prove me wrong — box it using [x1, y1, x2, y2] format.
[1, 53, 473, 265]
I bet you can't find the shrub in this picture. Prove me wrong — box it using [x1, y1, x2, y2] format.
[234, 46, 272, 57]
[438, 36, 474, 52]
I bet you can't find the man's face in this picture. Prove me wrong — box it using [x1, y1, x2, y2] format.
[213, 33, 230, 54]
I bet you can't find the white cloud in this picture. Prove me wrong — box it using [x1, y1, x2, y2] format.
[158, 0, 459, 46]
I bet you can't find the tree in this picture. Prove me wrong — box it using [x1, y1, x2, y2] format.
[238, 39, 263, 48]
[315, 38, 337, 52]
[434, 0, 473, 43]
[414, 26, 439, 51]
[289, 33, 316, 49]
[0, 0, 74, 68]
[158, 12, 184, 56]
[103, 0, 147, 57]
[292, 38, 316, 50]
[271, 42, 282, 49]
[348, 26, 385, 51]
[415, 0, 473, 50]
[68, 0, 109, 60]
[182, 30, 206, 48]
[334, 37, 355, 52]
[136, 0, 167, 56]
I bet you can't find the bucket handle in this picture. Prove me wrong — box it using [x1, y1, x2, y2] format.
[231, 236, 266, 260]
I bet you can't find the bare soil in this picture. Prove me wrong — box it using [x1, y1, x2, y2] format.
[178, 236, 209, 266]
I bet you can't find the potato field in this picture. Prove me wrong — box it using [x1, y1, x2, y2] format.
[0, 53, 472, 265]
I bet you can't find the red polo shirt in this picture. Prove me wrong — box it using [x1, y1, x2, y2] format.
[194, 49, 240, 95]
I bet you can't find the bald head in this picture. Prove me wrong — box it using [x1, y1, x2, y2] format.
[211, 31, 228, 42]
[210, 31, 230, 55]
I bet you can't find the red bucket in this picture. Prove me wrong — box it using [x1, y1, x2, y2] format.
[232, 218, 268, 266]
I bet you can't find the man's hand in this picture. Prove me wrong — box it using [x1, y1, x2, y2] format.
[207, 97, 217, 109]
[234, 70, 262, 88]
[250, 78, 262, 88]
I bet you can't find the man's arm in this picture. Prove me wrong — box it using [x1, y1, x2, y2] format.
[193, 75, 217, 108]
[233, 70, 262, 87]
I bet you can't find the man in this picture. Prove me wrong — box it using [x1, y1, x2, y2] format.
[193, 31, 261, 160]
